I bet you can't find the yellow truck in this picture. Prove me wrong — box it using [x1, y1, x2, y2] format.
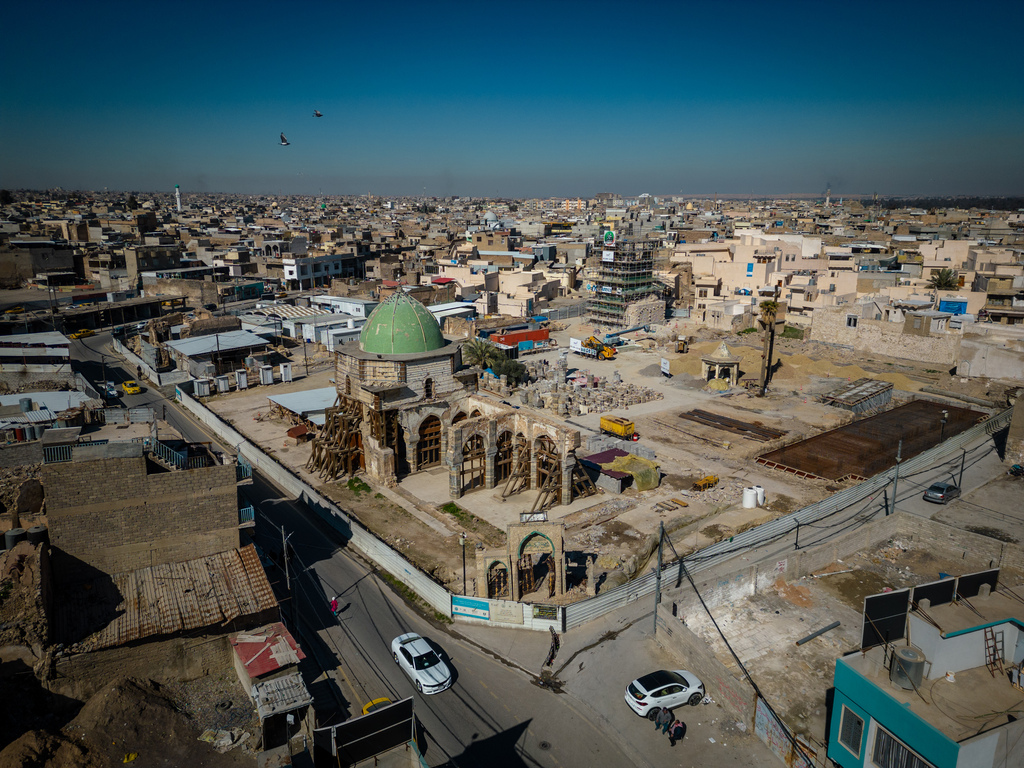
[600, 415, 640, 441]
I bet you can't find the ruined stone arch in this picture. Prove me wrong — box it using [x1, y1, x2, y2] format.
[495, 431, 514, 483]
[460, 433, 486, 493]
[416, 415, 442, 470]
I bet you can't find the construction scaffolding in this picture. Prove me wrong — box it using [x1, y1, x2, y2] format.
[585, 239, 661, 329]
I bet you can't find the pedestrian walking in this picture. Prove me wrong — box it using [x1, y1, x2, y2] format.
[669, 720, 686, 746]
[655, 707, 673, 734]
[330, 596, 339, 616]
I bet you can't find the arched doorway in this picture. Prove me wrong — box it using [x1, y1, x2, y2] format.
[495, 431, 514, 483]
[416, 416, 442, 470]
[487, 561, 510, 599]
[460, 434, 486, 493]
[517, 532, 556, 600]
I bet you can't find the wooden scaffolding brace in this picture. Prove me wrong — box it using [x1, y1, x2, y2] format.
[306, 394, 364, 480]
[501, 436, 532, 499]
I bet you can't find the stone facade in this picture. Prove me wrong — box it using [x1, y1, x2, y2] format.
[810, 305, 962, 365]
[43, 452, 239, 583]
[475, 520, 567, 601]
[445, 404, 582, 503]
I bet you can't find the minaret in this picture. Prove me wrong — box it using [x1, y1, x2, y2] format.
[175, 184, 181, 213]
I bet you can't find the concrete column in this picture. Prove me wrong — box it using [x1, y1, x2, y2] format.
[484, 449, 498, 489]
[560, 453, 576, 507]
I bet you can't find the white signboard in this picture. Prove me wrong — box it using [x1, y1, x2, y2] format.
[569, 337, 583, 353]
[602, 249, 615, 262]
[661, 358, 670, 375]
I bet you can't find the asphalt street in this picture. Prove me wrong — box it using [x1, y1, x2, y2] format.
[75, 334, 641, 768]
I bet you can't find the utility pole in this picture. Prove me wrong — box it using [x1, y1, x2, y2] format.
[280, 526, 293, 619]
[958, 448, 966, 488]
[890, 440, 903, 515]
[459, 533, 467, 595]
[653, 521, 664, 635]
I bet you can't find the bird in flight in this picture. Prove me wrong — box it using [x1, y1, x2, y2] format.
[313, 110, 323, 118]
[280, 133, 290, 145]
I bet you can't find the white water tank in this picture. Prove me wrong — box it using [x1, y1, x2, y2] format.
[742, 487, 758, 508]
[754, 485, 765, 505]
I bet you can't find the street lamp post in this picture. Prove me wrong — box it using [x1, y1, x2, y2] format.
[459, 533, 467, 595]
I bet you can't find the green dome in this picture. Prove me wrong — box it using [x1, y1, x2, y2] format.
[359, 292, 445, 355]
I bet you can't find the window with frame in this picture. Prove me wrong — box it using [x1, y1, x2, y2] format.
[846, 315, 858, 328]
[837, 706, 863, 756]
[872, 725, 933, 768]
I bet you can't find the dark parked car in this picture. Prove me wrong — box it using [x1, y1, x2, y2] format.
[923, 482, 960, 504]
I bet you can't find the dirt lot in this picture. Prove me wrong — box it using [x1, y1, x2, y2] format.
[677, 535, 1024, 752]
[207, 320, 1013, 600]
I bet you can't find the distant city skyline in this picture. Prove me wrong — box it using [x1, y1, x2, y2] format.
[2, 1, 1022, 199]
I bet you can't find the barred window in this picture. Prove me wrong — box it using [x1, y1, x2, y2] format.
[838, 707, 863, 756]
[873, 726, 933, 768]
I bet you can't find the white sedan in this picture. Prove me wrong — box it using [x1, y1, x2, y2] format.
[391, 633, 452, 694]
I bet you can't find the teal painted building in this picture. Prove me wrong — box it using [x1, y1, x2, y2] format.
[827, 589, 1024, 768]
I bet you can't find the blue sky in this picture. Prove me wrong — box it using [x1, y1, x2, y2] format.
[2, 0, 1022, 198]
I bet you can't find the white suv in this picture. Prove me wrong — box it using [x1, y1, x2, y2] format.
[625, 669, 705, 718]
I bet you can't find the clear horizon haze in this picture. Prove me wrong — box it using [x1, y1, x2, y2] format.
[2, 0, 1022, 200]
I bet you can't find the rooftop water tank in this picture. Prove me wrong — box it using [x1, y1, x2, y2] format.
[890, 646, 926, 690]
[19, 397, 32, 412]
[5, 528, 27, 551]
[26, 525, 48, 546]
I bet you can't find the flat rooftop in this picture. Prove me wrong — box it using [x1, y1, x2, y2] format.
[921, 589, 1024, 636]
[841, 645, 1022, 743]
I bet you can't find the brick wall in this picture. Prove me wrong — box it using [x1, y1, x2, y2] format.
[0, 440, 43, 469]
[54, 633, 232, 701]
[44, 456, 239, 581]
[810, 306, 961, 364]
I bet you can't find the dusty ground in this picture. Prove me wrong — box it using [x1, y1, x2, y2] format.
[0, 544, 258, 767]
[205, 318, 1013, 601]
[0, 677, 255, 768]
[677, 536, 1024, 754]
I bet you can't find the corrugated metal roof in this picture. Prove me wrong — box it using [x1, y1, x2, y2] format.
[251, 305, 323, 319]
[59, 545, 278, 652]
[164, 330, 267, 357]
[267, 386, 336, 417]
[230, 622, 304, 679]
[252, 672, 313, 720]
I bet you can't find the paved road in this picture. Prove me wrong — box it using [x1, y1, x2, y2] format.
[71, 337, 640, 768]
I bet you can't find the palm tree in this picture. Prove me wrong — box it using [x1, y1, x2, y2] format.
[462, 338, 502, 369]
[758, 299, 779, 396]
[927, 268, 959, 291]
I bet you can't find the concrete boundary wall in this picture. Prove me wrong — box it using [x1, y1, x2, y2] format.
[451, 595, 563, 632]
[666, 511, 1024, 618]
[564, 407, 1014, 630]
[174, 389, 452, 618]
[654, 604, 756, 721]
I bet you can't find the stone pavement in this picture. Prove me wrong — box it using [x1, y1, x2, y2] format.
[450, 598, 781, 768]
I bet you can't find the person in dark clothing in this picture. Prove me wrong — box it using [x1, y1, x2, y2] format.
[669, 720, 686, 746]
[654, 708, 673, 734]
